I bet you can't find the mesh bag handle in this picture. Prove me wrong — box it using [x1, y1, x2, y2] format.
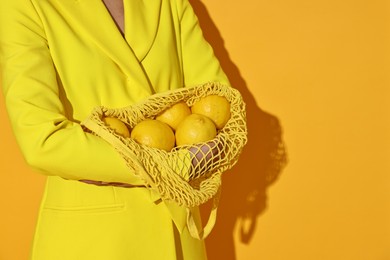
[81, 82, 247, 238]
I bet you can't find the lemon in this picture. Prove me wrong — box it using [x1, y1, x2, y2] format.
[131, 119, 175, 151]
[175, 113, 217, 146]
[156, 101, 191, 131]
[191, 95, 231, 129]
[102, 116, 130, 138]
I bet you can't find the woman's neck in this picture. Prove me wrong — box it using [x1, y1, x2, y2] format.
[102, 0, 125, 35]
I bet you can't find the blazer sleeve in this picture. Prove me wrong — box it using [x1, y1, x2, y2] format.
[177, 0, 230, 87]
[0, 0, 144, 185]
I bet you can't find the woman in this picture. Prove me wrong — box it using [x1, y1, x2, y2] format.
[0, 0, 230, 259]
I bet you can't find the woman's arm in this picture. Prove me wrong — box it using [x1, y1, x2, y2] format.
[0, 0, 143, 185]
[177, 0, 230, 87]
[177, 0, 231, 173]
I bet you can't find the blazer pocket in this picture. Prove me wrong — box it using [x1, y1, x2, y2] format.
[42, 176, 125, 214]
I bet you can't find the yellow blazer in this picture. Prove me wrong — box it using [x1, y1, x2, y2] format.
[0, 0, 229, 259]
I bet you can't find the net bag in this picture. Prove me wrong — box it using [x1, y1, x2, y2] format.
[81, 82, 247, 238]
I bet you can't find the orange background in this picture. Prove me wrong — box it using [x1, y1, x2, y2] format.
[1, 0, 389, 259]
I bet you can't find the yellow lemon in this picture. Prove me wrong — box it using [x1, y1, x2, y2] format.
[102, 116, 130, 138]
[131, 119, 175, 151]
[156, 101, 191, 131]
[191, 95, 231, 129]
[175, 114, 217, 146]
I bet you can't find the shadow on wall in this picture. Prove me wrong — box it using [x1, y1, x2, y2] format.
[190, 1, 289, 259]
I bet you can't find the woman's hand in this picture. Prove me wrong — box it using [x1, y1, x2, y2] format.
[79, 179, 146, 188]
[188, 140, 223, 175]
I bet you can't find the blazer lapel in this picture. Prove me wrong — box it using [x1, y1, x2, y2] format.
[124, 0, 162, 61]
[55, 0, 161, 96]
